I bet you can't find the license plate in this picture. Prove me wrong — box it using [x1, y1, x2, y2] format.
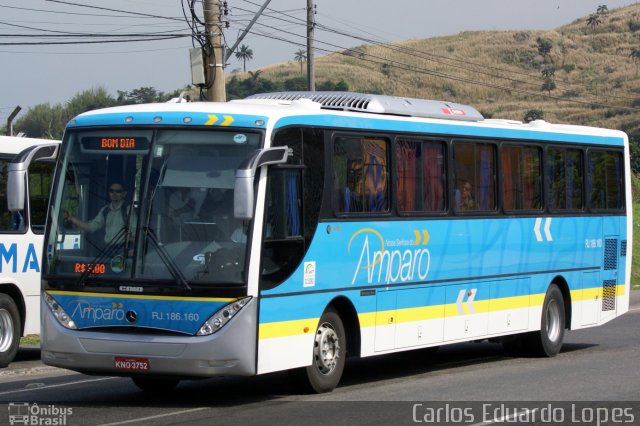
[114, 356, 150, 371]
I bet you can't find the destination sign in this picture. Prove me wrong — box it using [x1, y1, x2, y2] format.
[81, 137, 150, 152]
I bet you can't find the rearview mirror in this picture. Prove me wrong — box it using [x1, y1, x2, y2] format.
[234, 146, 291, 220]
[7, 144, 59, 212]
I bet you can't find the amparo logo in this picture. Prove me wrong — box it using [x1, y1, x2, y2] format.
[70, 299, 127, 322]
[348, 228, 431, 285]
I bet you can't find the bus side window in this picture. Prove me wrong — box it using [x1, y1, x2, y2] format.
[261, 168, 304, 287]
[28, 160, 56, 234]
[0, 156, 18, 232]
[334, 136, 389, 214]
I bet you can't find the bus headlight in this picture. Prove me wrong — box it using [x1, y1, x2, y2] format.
[197, 297, 251, 336]
[44, 293, 77, 329]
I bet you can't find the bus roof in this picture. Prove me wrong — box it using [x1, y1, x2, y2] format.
[0, 136, 60, 156]
[67, 92, 627, 145]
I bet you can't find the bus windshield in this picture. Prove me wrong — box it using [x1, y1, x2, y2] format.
[45, 128, 261, 288]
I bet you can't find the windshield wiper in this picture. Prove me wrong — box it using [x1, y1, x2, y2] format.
[143, 226, 192, 291]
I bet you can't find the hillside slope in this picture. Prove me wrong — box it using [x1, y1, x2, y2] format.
[248, 4, 640, 133]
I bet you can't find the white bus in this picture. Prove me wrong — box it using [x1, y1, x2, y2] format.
[0, 136, 59, 366]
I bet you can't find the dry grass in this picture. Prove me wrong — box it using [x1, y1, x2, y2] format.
[240, 4, 640, 133]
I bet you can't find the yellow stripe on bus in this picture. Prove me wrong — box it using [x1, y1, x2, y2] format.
[257, 286, 626, 340]
[259, 318, 319, 339]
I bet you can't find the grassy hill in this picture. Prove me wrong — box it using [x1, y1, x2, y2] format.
[241, 4, 640, 134]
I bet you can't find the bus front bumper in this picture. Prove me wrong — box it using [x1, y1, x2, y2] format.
[41, 297, 258, 378]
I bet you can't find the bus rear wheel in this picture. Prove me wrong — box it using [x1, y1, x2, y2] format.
[0, 294, 21, 368]
[131, 377, 180, 392]
[524, 284, 566, 357]
[292, 308, 346, 393]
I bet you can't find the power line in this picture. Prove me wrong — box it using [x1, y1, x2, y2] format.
[0, 35, 187, 46]
[0, 3, 181, 19]
[42, 0, 184, 22]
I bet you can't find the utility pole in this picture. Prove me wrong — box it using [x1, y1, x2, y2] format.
[203, 0, 226, 101]
[306, 0, 315, 91]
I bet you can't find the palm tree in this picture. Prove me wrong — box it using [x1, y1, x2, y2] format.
[597, 4, 609, 15]
[294, 49, 306, 74]
[586, 14, 602, 33]
[235, 45, 253, 72]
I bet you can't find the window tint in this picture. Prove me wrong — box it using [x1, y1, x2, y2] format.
[501, 145, 542, 211]
[29, 160, 56, 233]
[588, 151, 623, 210]
[0, 157, 18, 232]
[0, 156, 55, 233]
[453, 142, 496, 212]
[396, 139, 445, 213]
[334, 136, 389, 213]
[547, 148, 583, 210]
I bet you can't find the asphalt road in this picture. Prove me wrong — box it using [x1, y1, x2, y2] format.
[1, 291, 639, 425]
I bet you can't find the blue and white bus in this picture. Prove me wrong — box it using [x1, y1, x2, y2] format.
[12, 92, 630, 392]
[0, 135, 58, 366]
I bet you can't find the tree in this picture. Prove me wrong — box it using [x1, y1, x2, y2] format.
[381, 63, 392, 77]
[14, 103, 65, 139]
[66, 87, 116, 116]
[541, 78, 556, 95]
[587, 14, 602, 33]
[597, 4, 609, 15]
[15, 87, 116, 138]
[536, 37, 553, 58]
[294, 49, 306, 74]
[541, 65, 556, 81]
[116, 87, 160, 105]
[235, 44, 254, 72]
[523, 109, 544, 123]
[630, 48, 640, 74]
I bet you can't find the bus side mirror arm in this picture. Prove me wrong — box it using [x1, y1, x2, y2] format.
[7, 143, 59, 212]
[234, 146, 291, 220]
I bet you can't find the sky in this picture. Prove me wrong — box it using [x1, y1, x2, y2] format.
[1, 0, 638, 125]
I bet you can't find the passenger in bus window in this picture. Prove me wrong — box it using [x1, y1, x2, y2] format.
[456, 180, 475, 210]
[64, 182, 136, 246]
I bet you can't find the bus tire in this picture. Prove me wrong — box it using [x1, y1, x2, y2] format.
[131, 377, 180, 392]
[524, 284, 565, 357]
[0, 293, 21, 368]
[292, 308, 346, 393]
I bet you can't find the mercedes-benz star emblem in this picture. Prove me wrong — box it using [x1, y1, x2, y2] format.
[125, 310, 137, 323]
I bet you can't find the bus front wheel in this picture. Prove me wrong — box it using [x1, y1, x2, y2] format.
[0, 294, 21, 368]
[525, 284, 566, 357]
[292, 308, 346, 393]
